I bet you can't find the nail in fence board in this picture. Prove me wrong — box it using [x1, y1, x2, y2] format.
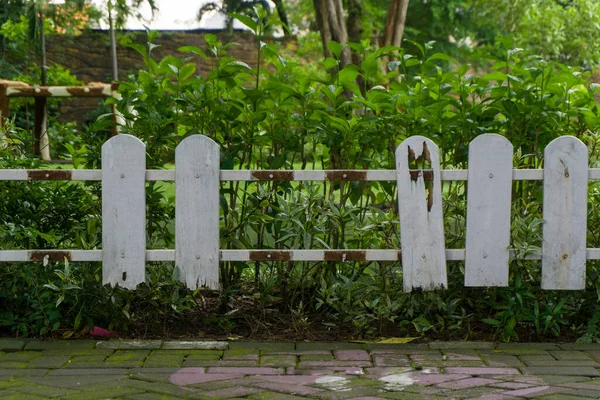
[465, 134, 513, 287]
[175, 135, 220, 289]
[542, 136, 588, 290]
[102, 134, 146, 289]
[396, 136, 447, 291]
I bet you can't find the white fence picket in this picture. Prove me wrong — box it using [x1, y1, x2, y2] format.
[542, 136, 588, 290]
[102, 134, 146, 289]
[396, 136, 447, 291]
[465, 134, 513, 286]
[175, 135, 220, 290]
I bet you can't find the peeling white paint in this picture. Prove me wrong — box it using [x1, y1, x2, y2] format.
[315, 376, 351, 392]
[379, 373, 415, 391]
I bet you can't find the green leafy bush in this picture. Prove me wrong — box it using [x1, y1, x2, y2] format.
[2, 24, 600, 341]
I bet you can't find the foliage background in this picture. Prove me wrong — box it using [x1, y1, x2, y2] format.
[2, 0, 600, 342]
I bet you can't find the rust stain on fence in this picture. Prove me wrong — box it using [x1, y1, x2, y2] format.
[326, 171, 367, 181]
[251, 171, 295, 181]
[249, 251, 291, 261]
[324, 250, 367, 261]
[409, 170, 433, 181]
[30, 251, 71, 262]
[28, 170, 72, 180]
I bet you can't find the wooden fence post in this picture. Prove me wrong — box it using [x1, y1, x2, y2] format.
[396, 136, 447, 291]
[175, 135, 220, 290]
[542, 136, 588, 290]
[102, 134, 146, 289]
[465, 134, 513, 286]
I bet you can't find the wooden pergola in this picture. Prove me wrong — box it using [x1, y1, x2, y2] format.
[0, 80, 119, 160]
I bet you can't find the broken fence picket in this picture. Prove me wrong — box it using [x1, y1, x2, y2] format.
[0, 134, 593, 292]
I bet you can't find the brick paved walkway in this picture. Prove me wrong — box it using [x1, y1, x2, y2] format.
[2, 340, 600, 399]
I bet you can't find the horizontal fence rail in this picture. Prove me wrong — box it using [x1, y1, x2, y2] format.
[0, 133, 597, 291]
[4, 169, 600, 182]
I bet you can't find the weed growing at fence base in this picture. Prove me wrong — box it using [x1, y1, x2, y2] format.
[2, 28, 600, 342]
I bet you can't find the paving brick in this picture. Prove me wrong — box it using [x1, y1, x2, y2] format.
[0, 370, 49, 377]
[24, 340, 95, 351]
[522, 360, 600, 367]
[407, 351, 443, 361]
[48, 368, 128, 376]
[207, 367, 284, 375]
[23, 375, 129, 389]
[435, 377, 500, 389]
[299, 353, 334, 361]
[96, 340, 163, 350]
[296, 342, 364, 351]
[373, 356, 411, 367]
[489, 381, 535, 390]
[252, 381, 323, 395]
[559, 343, 600, 351]
[247, 391, 307, 400]
[185, 360, 258, 367]
[444, 367, 520, 375]
[500, 385, 572, 398]
[126, 393, 186, 400]
[24, 355, 70, 369]
[412, 360, 487, 368]
[223, 349, 259, 360]
[551, 351, 593, 361]
[183, 355, 223, 368]
[162, 341, 228, 350]
[57, 386, 144, 399]
[63, 355, 108, 369]
[497, 343, 559, 350]
[260, 355, 296, 367]
[124, 378, 208, 398]
[0, 341, 25, 352]
[442, 349, 481, 360]
[297, 360, 372, 368]
[105, 350, 150, 368]
[335, 350, 370, 361]
[429, 341, 494, 350]
[12, 383, 78, 397]
[0, 352, 40, 362]
[482, 354, 524, 367]
[230, 342, 295, 352]
[521, 367, 600, 377]
[143, 353, 184, 368]
[364, 343, 429, 351]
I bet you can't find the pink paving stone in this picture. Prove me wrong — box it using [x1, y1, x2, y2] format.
[252, 381, 324, 395]
[500, 385, 569, 398]
[364, 367, 418, 376]
[297, 360, 372, 368]
[436, 377, 500, 389]
[170, 370, 243, 386]
[444, 367, 520, 375]
[445, 352, 481, 361]
[207, 367, 285, 375]
[373, 355, 411, 367]
[412, 373, 471, 385]
[490, 381, 535, 390]
[335, 350, 371, 361]
[255, 375, 319, 384]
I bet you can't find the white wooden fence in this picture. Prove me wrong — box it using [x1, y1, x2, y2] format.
[0, 133, 595, 291]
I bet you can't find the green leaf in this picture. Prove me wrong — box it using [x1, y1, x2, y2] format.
[231, 13, 258, 33]
[482, 71, 507, 81]
[426, 53, 454, 63]
[327, 41, 343, 58]
[179, 63, 196, 80]
[178, 45, 208, 59]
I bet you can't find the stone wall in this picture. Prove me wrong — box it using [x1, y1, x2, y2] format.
[44, 29, 258, 125]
